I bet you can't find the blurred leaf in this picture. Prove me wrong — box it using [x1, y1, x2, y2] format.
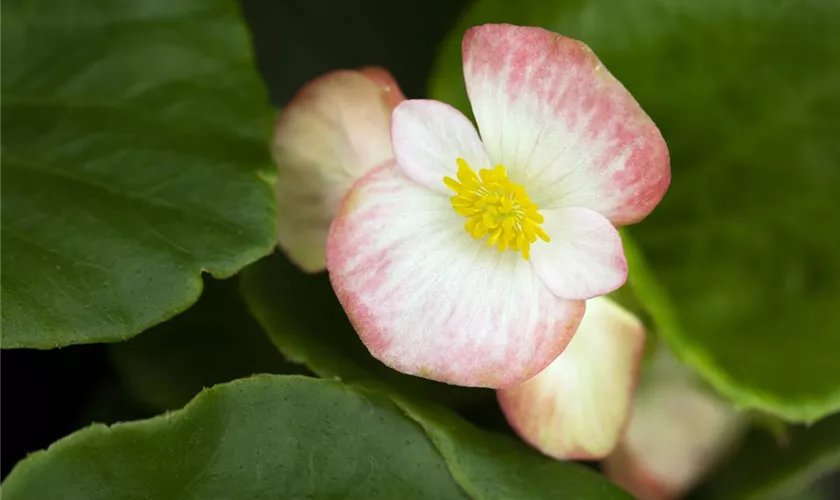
[703, 413, 840, 500]
[1, 376, 470, 500]
[430, 0, 840, 422]
[239, 253, 493, 410]
[240, 255, 632, 500]
[109, 276, 305, 411]
[772, 489, 830, 500]
[0, 0, 277, 348]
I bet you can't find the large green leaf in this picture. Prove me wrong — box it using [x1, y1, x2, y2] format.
[703, 414, 840, 499]
[429, 0, 840, 422]
[0, 0, 277, 348]
[1, 376, 470, 499]
[240, 255, 632, 500]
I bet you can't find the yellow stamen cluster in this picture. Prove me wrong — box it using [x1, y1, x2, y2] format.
[444, 158, 550, 260]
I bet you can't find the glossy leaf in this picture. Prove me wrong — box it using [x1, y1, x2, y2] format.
[240, 255, 633, 500]
[429, 0, 840, 421]
[1, 0, 277, 348]
[1, 376, 470, 500]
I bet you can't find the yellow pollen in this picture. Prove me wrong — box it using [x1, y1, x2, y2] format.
[444, 158, 550, 260]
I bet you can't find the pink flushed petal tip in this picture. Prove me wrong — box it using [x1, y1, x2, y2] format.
[359, 66, 406, 109]
[272, 67, 405, 272]
[462, 24, 670, 226]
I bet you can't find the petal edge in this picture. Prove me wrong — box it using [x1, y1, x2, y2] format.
[530, 207, 627, 300]
[391, 99, 491, 193]
[498, 297, 645, 460]
[273, 68, 403, 272]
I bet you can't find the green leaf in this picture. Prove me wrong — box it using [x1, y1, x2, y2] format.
[240, 255, 632, 500]
[1, 375, 470, 500]
[429, 0, 840, 422]
[109, 276, 305, 412]
[0, 0, 277, 348]
[703, 414, 840, 500]
[396, 402, 633, 500]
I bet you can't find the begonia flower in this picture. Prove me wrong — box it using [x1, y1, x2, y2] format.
[327, 24, 670, 387]
[498, 297, 645, 460]
[604, 352, 745, 500]
[272, 67, 405, 272]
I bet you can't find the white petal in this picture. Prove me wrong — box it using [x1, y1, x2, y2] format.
[498, 297, 645, 459]
[530, 207, 627, 300]
[391, 99, 491, 192]
[327, 160, 585, 388]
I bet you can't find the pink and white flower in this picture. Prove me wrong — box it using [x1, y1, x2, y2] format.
[327, 23, 670, 387]
[498, 297, 646, 460]
[272, 67, 405, 272]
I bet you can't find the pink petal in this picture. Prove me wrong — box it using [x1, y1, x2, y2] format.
[604, 352, 745, 500]
[462, 24, 670, 225]
[498, 297, 645, 460]
[359, 66, 406, 109]
[530, 207, 627, 300]
[272, 68, 404, 272]
[391, 99, 491, 192]
[326, 160, 585, 388]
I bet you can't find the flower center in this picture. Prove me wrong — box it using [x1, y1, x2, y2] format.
[444, 158, 550, 260]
